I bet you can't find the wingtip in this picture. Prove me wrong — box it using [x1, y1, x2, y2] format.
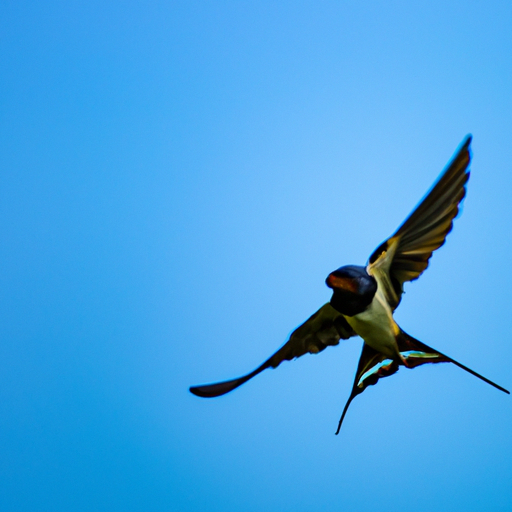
[189, 373, 253, 398]
[189, 385, 210, 398]
[189, 384, 224, 398]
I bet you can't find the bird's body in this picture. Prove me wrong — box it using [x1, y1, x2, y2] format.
[345, 286, 400, 360]
[190, 135, 509, 433]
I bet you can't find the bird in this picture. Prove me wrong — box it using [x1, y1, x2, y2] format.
[190, 135, 509, 434]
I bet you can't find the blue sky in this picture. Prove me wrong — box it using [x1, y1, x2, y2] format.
[1, 1, 512, 511]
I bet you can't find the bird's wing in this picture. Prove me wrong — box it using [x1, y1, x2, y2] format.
[335, 328, 509, 433]
[366, 135, 472, 310]
[190, 303, 356, 398]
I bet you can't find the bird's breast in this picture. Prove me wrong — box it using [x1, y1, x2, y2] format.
[345, 289, 400, 359]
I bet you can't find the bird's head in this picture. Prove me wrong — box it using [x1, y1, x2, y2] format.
[326, 265, 377, 316]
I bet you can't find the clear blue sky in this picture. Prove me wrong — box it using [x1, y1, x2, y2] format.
[1, 1, 511, 511]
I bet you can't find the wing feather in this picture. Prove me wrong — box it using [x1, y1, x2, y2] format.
[367, 135, 472, 309]
[190, 303, 355, 398]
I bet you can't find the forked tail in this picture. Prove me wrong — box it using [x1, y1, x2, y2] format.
[335, 331, 509, 434]
[397, 330, 510, 394]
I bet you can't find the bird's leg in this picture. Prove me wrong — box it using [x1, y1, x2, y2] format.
[399, 353, 414, 368]
[378, 361, 397, 374]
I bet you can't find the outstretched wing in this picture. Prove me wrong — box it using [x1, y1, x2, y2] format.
[367, 135, 472, 310]
[335, 328, 509, 434]
[190, 303, 355, 398]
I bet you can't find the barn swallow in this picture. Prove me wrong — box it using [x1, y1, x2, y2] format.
[190, 135, 509, 434]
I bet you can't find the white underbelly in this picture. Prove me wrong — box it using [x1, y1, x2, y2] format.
[345, 291, 400, 359]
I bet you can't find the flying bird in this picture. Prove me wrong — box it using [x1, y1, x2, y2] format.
[190, 135, 509, 434]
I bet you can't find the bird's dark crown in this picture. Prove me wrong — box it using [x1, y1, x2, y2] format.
[326, 265, 377, 316]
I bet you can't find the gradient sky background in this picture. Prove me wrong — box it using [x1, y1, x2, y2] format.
[1, 1, 512, 511]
